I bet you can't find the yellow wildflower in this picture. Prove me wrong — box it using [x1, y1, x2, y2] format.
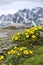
[10, 49, 16, 54]
[29, 31, 34, 34]
[29, 50, 33, 54]
[23, 50, 29, 55]
[19, 47, 23, 51]
[27, 29, 31, 33]
[33, 26, 38, 31]
[26, 35, 29, 38]
[32, 35, 36, 39]
[7, 51, 11, 55]
[15, 36, 18, 41]
[0, 55, 4, 60]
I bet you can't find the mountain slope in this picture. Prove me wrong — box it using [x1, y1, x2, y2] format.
[0, 7, 43, 28]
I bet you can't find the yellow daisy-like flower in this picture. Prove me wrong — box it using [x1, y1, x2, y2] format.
[33, 26, 38, 31]
[7, 49, 16, 55]
[26, 35, 29, 39]
[23, 50, 29, 55]
[0, 55, 4, 60]
[19, 47, 23, 51]
[29, 50, 33, 54]
[7, 51, 11, 55]
[10, 49, 16, 54]
[32, 35, 36, 39]
[29, 31, 34, 34]
[15, 36, 18, 41]
[26, 29, 30, 33]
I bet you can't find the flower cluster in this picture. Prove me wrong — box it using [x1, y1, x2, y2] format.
[0, 55, 4, 60]
[7, 46, 33, 55]
[12, 26, 42, 41]
[1, 46, 33, 65]
[0, 26, 42, 65]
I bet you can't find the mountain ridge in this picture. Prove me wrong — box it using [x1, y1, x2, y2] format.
[0, 7, 43, 28]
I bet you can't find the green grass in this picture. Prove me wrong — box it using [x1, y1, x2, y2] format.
[19, 46, 43, 65]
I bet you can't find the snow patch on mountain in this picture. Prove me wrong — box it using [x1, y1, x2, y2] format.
[0, 7, 43, 28]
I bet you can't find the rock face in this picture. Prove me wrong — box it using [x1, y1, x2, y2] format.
[0, 7, 43, 28]
[0, 28, 24, 53]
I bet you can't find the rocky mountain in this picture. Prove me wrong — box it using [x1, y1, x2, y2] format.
[0, 7, 43, 28]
